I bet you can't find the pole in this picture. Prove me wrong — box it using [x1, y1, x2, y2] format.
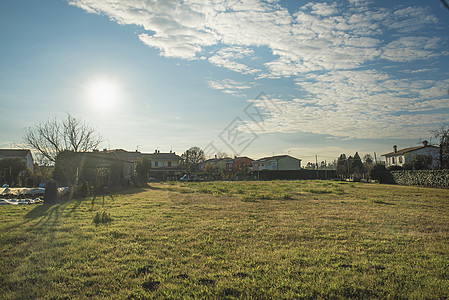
[186, 150, 189, 179]
[374, 152, 377, 164]
[325, 160, 327, 179]
[316, 155, 319, 179]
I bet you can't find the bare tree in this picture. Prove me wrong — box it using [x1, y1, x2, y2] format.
[433, 124, 449, 169]
[24, 114, 102, 163]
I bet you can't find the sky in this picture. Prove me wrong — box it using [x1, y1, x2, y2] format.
[1, 0, 448, 165]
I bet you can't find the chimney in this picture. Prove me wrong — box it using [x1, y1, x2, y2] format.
[393, 145, 397, 153]
[422, 140, 428, 147]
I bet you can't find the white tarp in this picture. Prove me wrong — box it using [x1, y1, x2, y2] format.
[0, 198, 43, 205]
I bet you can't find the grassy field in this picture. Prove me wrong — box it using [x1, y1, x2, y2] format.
[1, 180, 448, 299]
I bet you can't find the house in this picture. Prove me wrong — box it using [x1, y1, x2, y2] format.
[79, 149, 183, 182]
[201, 157, 233, 172]
[0, 149, 34, 172]
[252, 155, 301, 171]
[382, 141, 439, 169]
[89, 149, 140, 180]
[145, 150, 183, 180]
[225, 157, 254, 174]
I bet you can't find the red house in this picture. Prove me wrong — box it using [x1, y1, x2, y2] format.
[225, 156, 254, 174]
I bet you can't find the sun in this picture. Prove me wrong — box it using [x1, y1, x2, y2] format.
[86, 78, 121, 112]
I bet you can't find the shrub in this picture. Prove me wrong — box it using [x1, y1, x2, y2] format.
[411, 154, 433, 170]
[387, 165, 403, 171]
[73, 180, 92, 199]
[369, 164, 393, 183]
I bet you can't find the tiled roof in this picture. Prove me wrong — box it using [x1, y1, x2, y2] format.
[146, 152, 182, 160]
[382, 145, 439, 156]
[256, 155, 301, 162]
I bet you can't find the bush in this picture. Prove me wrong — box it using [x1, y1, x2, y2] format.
[44, 180, 58, 205]
[135, 157, 152, 187]
[73, 180, 92, 199]
[369, 164, 393, 184]
[411, 154, 433, 170]
[387, 165, 403, 171]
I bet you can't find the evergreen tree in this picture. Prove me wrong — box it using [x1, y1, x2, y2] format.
[350, 152, 364, 177]
[336, 154, 347, 178]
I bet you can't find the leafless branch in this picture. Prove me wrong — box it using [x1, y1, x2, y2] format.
[441, 0, 449, 10]
[24, 114, 102, 164]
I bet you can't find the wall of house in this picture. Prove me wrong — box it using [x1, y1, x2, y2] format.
[152, 159, 179, 168]
[405, 148, 439, 169]
[386, 147, 439, 169]
[264, 160, 277, 170]
[278, 157, 301, 170]
[386, 155, 406, 168]
[26, 152, 34, 172]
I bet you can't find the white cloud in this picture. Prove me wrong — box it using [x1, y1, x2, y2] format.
[241, 70, 449, 139]
[382, 37, 440, 62]
[208, 46, 261, 74]
[69, 0, 444, 72]
[69, 0, 448, 139]
[207, 78, 254, 96]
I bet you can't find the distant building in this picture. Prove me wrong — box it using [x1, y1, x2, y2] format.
[0, 149, 34, 172]
[200, 157, 232, 172]
[252, 155, 301, 171]
[225, 156, 254, 174]
[85, 149, 139, 180]
[382, 141, 439, 169]
[144, 150, 183, 180]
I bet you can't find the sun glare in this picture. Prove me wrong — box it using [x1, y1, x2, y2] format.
[86, 78, 121, 112]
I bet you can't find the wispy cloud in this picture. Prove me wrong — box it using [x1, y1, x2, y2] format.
[207, 79, 254, 97]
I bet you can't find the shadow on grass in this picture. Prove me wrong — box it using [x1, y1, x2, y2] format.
[146, 185, 164, 191]
[20, 203, 62, 233]
[372, 200, 395, 205]
[18, 187, 146, 225]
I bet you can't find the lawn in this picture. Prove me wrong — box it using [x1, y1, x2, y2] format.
[1, 180, 448, 299]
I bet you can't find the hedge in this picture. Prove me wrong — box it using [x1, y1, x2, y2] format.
[390, 170, 449, 188]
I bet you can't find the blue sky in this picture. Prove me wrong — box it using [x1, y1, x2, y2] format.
[1, 0, 448, 164]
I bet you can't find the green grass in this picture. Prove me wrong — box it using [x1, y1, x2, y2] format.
[1, 181, 449, 299]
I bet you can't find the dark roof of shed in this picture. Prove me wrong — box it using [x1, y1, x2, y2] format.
[0, 149, 31, 158]
[256, 155, 301, 162]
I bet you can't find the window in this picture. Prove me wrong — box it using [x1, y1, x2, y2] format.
[399, 156, 403, 164]
[168, 161, 172, 167]
[154, 161, 158, 167]
[392, 157, 396, 164]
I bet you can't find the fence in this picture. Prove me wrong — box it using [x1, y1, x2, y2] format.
[253, 169, 337, 180]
